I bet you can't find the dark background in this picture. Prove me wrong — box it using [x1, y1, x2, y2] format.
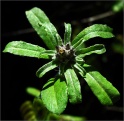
[1, 1, 123, 120]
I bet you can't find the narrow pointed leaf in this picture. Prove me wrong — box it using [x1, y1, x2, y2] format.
[74, 63, 86, 77]
[41, 78, 68, 114]
[82, 65, 120, 105]
[72, 24, 113, 45]
[72, 24, 114, 49]
[26, 7, 62, 50]
[75, 32, 114, 50]
[64, 68, 82, 103]
[36, 61, 57, 78]
[64, 23, 72, 44]
[57, 63, 65, 76]
[76, 44, 106, 58]
[3, 41, 49, 59]
[43, 50, 56, 56]
[76, 57, 85, 65]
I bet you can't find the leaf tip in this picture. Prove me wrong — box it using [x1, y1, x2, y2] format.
[36, 72, 40, 78]
[2, 49, 6, 53]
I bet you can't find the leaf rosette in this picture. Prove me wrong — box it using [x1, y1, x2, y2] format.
[3, 7, 120, 114]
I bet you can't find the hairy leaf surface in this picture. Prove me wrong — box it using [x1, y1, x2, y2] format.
[36, 61, 57, 78]
[72, 24, 114, 49]
[76, 44, 106, 58]
[64, 23, 72, 44]
[74, 63, 86, 77]
[3, 41, 49, 59]
[82, 65, 120, 105]
[26, 7, 62, 50]
[64, 68, 82, 103]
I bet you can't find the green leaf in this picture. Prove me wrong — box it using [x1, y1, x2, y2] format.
[43, 50, 56, 56]
[76, 32, 114, 50]
[60, 114, 86, 121]
[76, 44, 106, 58]
[64, 68, 82, 103]
[26, 87, 40, 97]
[33, 97, 50, 120]
[26, 7, 62, 50]
[74, 63, 86, 77]
[112, 0, 124, 13]
[3, 41, 49, 59]
[76, 57, 85, 65]
[82, 65, 120, 105]
[64, 23, 72, 44]
[41, 78, 68, 114]
[72, 24, 114, 49]
[36, 61, 57, 78]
